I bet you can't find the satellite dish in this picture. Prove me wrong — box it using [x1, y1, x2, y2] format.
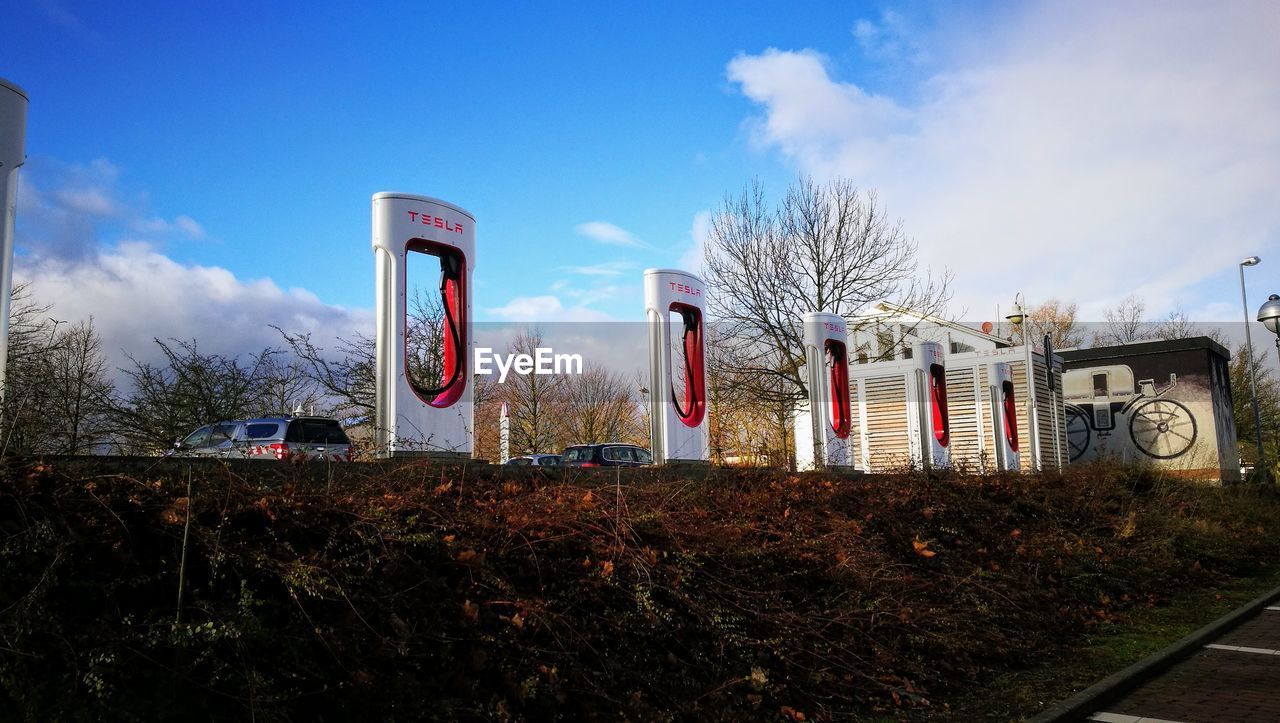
[980, 321, 994, 334]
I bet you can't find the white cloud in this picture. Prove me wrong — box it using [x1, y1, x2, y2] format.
[16, 242, 371, 374]
[728, 1, 1280, 320]
[133, 214, 206, 239]
[12, 158, 366, 377]
[852, 9, 929, 66]
[561, 260, 633, 277]
[678, 210, 714, 275]
[575, 220, 648, 249]
[17, 157, 209, 260]
[174, 215, 205, 238]
[487, 294, 614, 322]
[53, 187, 117, 216]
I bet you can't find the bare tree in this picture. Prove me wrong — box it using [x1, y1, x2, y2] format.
[1, 284, 75, 455]
[111, 339, 276, 453]
[1009, 298, 1086, 349]
[498, 328, 568, 454]
[274, 282, 447, 432]
[1094, 294, 1149, 346]
[704, 327, 793, 466]
[1152, 304, 1198, 337]
[406, 286, 449, 393]
[1, 288, 119, 455]
[274, 328, 376, 420]
[259, 352, 325, 417]
[47, 319, 116, 454]
[471, 370, 502, 461]
[703, 177, 950, 404]
[559, 365, 641, 445]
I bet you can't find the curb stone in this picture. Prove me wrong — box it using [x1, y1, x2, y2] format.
[1029, 583, 1280, 722]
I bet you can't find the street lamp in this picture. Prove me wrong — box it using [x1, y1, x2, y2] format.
[1258, 294, 1280, 366]
[1005, 293, 1040, 471]
[1239, 256, 1266, 480]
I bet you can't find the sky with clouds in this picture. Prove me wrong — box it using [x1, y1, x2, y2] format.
[2, 0, 1278, 371]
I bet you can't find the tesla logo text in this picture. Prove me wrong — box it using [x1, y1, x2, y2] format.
[406, 211, 464, 234]
[823, 322, 845, 334]
[669, 282, 702, 297]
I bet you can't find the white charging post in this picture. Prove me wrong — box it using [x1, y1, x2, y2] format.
[372, 193, 474, 458]
[988, 361, 1021, 471]
[802, 312, 853, 469]
[912, 341, 952, 469]
[644, 268, 710, 464]
[0, 78, 28, 403]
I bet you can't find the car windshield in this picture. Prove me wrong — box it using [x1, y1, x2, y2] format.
[209, 424, 237, 444]
[285, 419, 350, 444]
[182, 427, 210, 448]
[563, 447, 587, 462]
[634, 448, 653, 463]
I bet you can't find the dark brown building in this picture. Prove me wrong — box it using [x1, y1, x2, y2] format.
[1059, 337, 1238, 482]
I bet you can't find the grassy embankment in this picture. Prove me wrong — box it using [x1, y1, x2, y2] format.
[3, 458, 1279, 721]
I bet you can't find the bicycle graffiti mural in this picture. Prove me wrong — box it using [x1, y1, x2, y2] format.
[1060, 338, 1239, 482]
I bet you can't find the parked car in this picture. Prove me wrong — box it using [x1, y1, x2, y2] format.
[172, 416, 353, 461]
[560, 443, 653, 467]
[506, 454, 562, 466]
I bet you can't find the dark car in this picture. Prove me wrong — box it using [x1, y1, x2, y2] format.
[560, 443, 653, 468]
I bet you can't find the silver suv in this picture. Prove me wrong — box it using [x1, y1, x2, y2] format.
[173, 416, 353, 461]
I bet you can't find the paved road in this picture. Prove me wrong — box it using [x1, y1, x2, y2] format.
[1088, 605, 1280, 723]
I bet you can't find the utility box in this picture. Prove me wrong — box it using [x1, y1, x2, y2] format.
[1060, 337, 1239, 482]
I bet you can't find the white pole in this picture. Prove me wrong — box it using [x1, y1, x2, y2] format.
[0, 78, 29, 405]
[499, 402, 510, 464]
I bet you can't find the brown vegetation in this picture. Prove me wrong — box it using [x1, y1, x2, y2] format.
[3, 461, 1279, 720]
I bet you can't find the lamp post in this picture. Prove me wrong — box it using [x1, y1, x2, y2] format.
[1258, 294, 1280, 486]
[1005, 293, 1041, 471]
[1259, 294, 1280, 366]
[1239, 256, 1266, 480]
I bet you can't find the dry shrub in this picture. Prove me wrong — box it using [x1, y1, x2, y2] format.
[2, 460, 1279, 721]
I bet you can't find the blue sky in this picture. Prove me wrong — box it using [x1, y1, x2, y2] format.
[2, 1, 1278, 366]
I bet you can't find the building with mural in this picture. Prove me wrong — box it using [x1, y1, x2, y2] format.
[1059, 337, 1239, 482]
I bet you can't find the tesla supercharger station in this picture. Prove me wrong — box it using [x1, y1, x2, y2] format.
[645, 269, 709, 464]
[0, 78, 28, 402]
[372, 193, 474, 458]
[801, 312, 852, 468]
[988, 362, 1020, 471]
[910, 341, 951, 469]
